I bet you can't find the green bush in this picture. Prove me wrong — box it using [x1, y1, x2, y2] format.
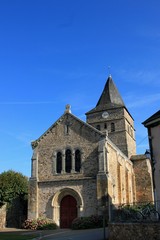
[0, 170, 28, 205]
[0, 170, 28, 228]
[71, 215, 107, 230]
[22, 217, 57, 230]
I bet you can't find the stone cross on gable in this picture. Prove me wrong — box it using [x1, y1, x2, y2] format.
[65, 104, 71, 113]
[65, 120, 72, 134]
[64, 105, 72, 134]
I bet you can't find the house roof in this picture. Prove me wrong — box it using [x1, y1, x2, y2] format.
[142, 110, 160, 127]
[86, 75, 126, 114]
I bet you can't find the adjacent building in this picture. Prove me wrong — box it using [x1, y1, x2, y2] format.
[143, 110, 160, 208]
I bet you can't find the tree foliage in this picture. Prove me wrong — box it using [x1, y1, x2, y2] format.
[0, 170, 28, 205]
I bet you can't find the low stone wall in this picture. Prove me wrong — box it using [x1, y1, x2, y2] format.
[108, 222, 160, 240]
[0, 204, 6, 228]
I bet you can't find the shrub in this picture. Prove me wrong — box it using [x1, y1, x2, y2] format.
[0, 170, 28, 205]
[22, 217, 57, 230]
[0, 170, 28, 228]
[71, 215, 107, 230]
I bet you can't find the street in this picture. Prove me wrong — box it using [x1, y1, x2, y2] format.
[35, 228, 108, 240]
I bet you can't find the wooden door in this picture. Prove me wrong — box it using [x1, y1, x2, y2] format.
[60, 195, 77, 228]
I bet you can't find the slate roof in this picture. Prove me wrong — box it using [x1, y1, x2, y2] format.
[142, 110, 160, 127]
[86, 75, 125, 114]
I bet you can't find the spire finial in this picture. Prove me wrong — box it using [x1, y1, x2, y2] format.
[107, 66, 112, 77]
[65, 104, 71, 113]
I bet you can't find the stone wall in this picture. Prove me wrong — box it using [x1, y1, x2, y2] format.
[131, 155, 153, 203]
[108, 223, 160, 240]
[38, 178, 97, 219]
[106, 139, 134, 205]
[0, 204, 6, 228]
[86, 106, 136, 158]
[28, 113, 103, 220]
[28, 110, 153, 225]
[34, 113, 101, 181]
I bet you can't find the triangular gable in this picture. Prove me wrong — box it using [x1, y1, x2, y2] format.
[31, 112, 105, 148]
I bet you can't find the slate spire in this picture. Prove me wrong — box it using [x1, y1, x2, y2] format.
[86, 75, 125, 114]
[96, 75, 125, 108]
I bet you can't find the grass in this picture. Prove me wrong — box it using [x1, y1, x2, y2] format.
[0, 232, 39, 240]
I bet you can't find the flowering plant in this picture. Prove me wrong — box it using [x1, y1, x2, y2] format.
[22, 217, 57, 230]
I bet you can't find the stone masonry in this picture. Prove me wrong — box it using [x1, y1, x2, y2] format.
[0, 204, 6, 229]
[108, 223, 160, 240]
[28, 76, 154, 227]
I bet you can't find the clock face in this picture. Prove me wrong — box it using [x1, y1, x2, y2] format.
[102, 111, 109, 119]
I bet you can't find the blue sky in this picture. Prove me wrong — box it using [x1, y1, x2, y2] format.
[0, 0, 160, 177]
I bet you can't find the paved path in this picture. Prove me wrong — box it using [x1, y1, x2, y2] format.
[0, 227, 108, 240]
[34, 228, 108, 240]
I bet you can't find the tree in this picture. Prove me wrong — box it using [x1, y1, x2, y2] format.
[0, 170, 28, 205]
[0, 170, 28, 227]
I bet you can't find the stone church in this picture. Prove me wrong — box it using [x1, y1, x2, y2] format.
[28, 76, 153, 228]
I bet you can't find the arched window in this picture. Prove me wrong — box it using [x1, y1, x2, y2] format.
[75, 150, 81, 172]
[111, 122, 115, 132]
[56, 152, 62, 173]
[65, 149, 72, 173]
[104, 123, 107, 129]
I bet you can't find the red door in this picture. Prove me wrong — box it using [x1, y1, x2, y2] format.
[60, 195, 77, 228]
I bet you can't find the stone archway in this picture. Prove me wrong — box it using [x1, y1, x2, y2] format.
[52, 188, 83, 227]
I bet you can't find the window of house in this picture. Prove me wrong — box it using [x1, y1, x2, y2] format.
[65, 149, 72, 173]
[104, 123, 107, 129]
[56, 152, 62, 173]
[111, 122, 115, 132]
[75, 149, 81, 172]
[96, 124, 101, 130]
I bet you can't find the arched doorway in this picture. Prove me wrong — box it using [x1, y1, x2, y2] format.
[52, 188, 83, 227]
[60, 195, 77, 228]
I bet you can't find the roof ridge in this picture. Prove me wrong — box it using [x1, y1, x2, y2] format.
[142, 110, 160, 126]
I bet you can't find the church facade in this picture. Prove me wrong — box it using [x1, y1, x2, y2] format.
[28, 76, 153, 228]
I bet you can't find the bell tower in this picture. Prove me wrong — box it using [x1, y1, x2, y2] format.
[86, 75, 136, 158]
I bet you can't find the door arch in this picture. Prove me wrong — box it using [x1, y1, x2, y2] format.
[52, 188, 83, 227]
[60, 195, 77, 228]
